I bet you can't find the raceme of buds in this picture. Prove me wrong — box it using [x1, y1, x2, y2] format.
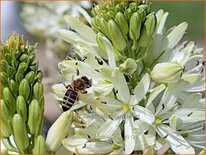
[150, 62, 184, 83]
[0, 32, 45, 154]
[91, 1, 156, 61]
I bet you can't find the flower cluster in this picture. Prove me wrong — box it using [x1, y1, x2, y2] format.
[51, 1, 205, 154]
[20, 1, 92, 62]
[0, 33, 45, 154]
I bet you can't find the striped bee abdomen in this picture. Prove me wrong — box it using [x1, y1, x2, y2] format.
[62, 89, 78, 111]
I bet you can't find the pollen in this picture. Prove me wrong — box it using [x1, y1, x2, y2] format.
[123, 103, 131, 112]
[155, 117, 162, 125]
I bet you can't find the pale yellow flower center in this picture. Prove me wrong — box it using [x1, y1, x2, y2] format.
[123, 103, 131, 112]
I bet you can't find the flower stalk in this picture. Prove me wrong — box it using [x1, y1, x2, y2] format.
[0, 32, 45, 154]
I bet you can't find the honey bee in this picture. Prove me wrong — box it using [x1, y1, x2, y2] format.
[61, 76, 92, 111]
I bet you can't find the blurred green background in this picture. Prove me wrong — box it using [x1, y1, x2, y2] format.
[152, 1, 205, 41]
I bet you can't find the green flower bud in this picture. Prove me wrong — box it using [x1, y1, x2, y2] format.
[129, 12, 141, 40]
[33, 135, 47, 154]
[119, 58, 137, 75]
[9, 80, 18, 97]
[19, 54, 28, 62]
[13, 114, 29, 151]
[1, 72, 9, 87]
[36, 71, 43, 82]
[15, 62, 28, 82]
[6, 32, 24, 51]
[115, 12, 128, 35]
[19, 79, 30, 101]
[139, 12, 156, 47]
[1, 59, 9, 72]
[108, 19, 126, 51]
[33, 82, 44, 101]
[151, 62, 184, 83]
[16, 96, 27, 122]
[1, 100, 12, 138]
[94, 17, 111, 39]
[25, 71, 35, 84]
[46, 111, 73, 152]
[3, 87, 16, 114]
[8, 66, 16, 80]
[96, 33, 107, 53]
[28, 99, 41, 135]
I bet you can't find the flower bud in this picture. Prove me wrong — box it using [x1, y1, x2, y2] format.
[16, 96, 27, 122]
[1, 100, 12, 138]
[94, 17, 110, 39]
[139, 12, 156, 47]
[9, 80, 18, 97]
[6, 32, 24, 51]
[36, 71, 43, 82]
[119, 58, 137, 75]
[115, 12, 128, 35]
[33, 135, 47, 154]
[3, 87, 16, 114]
[33, 82, 44, 101]
[151, 62, 184, 83]
[13, 114, 29, 151]
[1, 60, 9, 72]
[129, 12, 141, 40]
[19, 54, 28, 62]
[28, 99, 41, 135]
[108, 19, 126, 51]
[25, 71, 35, 84]
[1, 72, 8, 87]
[46, 111, 73, 152]
[19, 79, 30, 101]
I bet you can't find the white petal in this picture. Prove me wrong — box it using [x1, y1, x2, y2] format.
[101, 36, 116, 67]
[98, 97, 122, 115]
[63, 136, 88, 147]
[124, 115, 135, 154]
[170, 108, 205, 123]
[64, 15, 96, 43]
[131, 73, 150, 105]
[164, 22, 188, 49]
[58, 29, 95, 46]
[112, 69, 130, 103]
[52, 83, 66, 100]
[73, 6, 91, 24]
[156, 124, 195, 154]
[146, 84, 166, 108]
[76, 142, 112, 154]
[135, 134, 156, 150]
[133, 120, 150, 135]
[132, 105, 155, 125]
[97, 111, 124, 141]
[156, 11, 169, 34]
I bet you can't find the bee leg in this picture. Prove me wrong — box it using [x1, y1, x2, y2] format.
[63, 83, 72, 89]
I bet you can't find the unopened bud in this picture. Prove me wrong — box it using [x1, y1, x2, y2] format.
[139, 12, 156, 47]
[16, 96, 27, 122]
[115, 12, 128, 35]
[19, 79, 30, 101]
[33, 135, 47, 154]
[3, 87, 16, 114]
[119, 58, 137, 75]
[151, 62, 184, 83]
[108, 19, 126, 51]
[129, 12, 141, 40]
[46, 111, 73, 152]
[28, 99, 41, 135]
[13, 114, 29, 151]
[33, 82, 44, 101]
